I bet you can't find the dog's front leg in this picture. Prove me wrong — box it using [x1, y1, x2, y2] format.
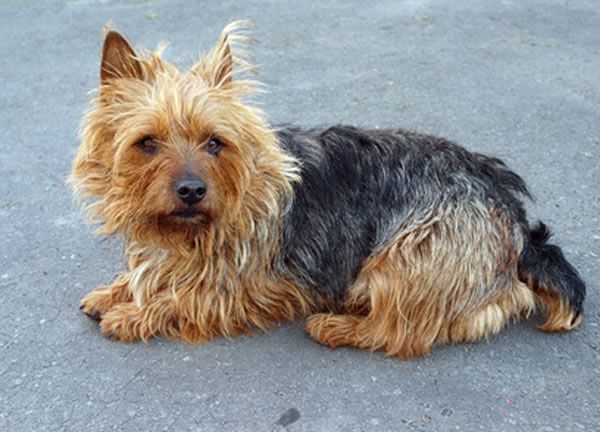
[98, 291, 227, 343]
[80, 273, 133, 321]
[99, 291, 182, 342]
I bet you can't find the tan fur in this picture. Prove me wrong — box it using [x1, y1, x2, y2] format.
[72, 22, 578, 357]
[80, 273, 132, 319]
[305, 205, 536, 358]
[73, 22, 316, 343]
[533, 286, 582, 332]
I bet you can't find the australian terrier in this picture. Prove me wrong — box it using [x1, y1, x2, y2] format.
[70, 22, 585, 358]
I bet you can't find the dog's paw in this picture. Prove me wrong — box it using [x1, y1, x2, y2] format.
[305, 313, 363, 350]
[80, 279, 132, 321]
[80, 288, 114, 321]
[100, 303, 145, 342]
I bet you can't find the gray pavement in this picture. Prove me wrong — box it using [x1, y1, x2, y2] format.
[1, 0, 599, 431]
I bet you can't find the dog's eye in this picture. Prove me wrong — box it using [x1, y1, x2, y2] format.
[206, 137, 223, 156]
[136, 136, 158, 154]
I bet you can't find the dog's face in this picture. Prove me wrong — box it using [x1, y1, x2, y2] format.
[71, 24, 286, 249]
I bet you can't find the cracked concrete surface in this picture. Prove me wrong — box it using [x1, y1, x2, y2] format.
[0, 0, 599, 431]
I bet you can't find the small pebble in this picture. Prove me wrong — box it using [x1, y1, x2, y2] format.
[277, 408, 300, 427]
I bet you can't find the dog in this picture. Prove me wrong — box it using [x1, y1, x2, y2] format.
[70, 21, 585, 358]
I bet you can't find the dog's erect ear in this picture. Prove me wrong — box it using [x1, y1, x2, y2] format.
[211, 34, 233, 87]
[191, 31, 233, 88]
[100, 30, 143, 84]
[191, 21, 256, 88]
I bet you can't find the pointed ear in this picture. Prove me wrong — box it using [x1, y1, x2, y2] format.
[191, 32, 234, 88]
[212, 35, 233, 87]
[100, 30, 143, 84]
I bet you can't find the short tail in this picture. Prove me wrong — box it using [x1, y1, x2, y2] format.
[518, 222, 586, 332]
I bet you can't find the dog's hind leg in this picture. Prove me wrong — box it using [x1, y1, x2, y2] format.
[306, 205, 531, 359]
[305, 254, 440, 359]
[440, 279, 535, 343]
[305, 235, 445, 359]
[305, 313, 366, 349]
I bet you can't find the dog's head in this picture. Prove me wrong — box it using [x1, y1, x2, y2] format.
[70, 22, 296, 251]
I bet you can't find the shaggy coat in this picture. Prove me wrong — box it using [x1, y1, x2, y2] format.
[72, 22, 585, 358]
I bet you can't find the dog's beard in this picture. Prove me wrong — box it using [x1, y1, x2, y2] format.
[126, 211, 214, 252]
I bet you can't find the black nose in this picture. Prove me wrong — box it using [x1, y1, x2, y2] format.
[175, 176, 207, 205]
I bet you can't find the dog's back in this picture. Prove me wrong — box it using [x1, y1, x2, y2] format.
[279, 125, 585, 356]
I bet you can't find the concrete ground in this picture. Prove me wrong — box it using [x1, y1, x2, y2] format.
[1, 0, 599, 431]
